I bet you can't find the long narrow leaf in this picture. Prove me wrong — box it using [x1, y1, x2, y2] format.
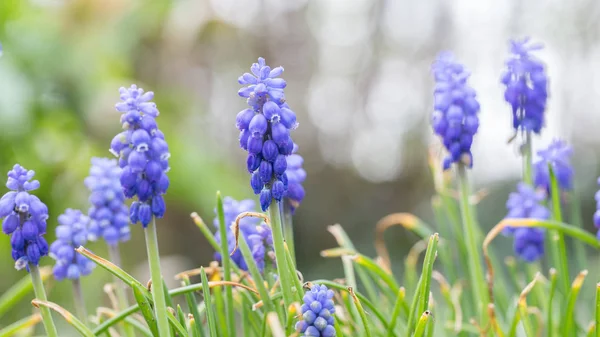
[31, 300, 95, 337]
[201, 268, 218, 337]
[132, 283, 158, 337]
[0, 314, 41, 337]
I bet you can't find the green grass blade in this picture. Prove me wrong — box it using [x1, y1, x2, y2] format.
[547, 268, 558, 337]
[237, 232, 275, 313]
[416, 234, 439, 318]
[412, 311, 432, 337]
[177, 305, 186, 330]
[0, 314, 41, 337]
[216, 192, 236, 337]
[201, 268, 218, 337]
[167, 307, 189, 337]
[596, 282, 600, 337]
[349, 287, 372, 337]
[191, 212, 220, 251]
[548, 165, 570, 293]
[284, 242, 303, 302]
[132, 283, 159, 337]
[180, 277, 205, 337]
[31, 300, 95, 337]
[386, 287, 408, 337]
[0, 266, 51, 317]
[268, 201, 295, 312]
[561, 270, 588, 337]
[353, 254, 400, 293]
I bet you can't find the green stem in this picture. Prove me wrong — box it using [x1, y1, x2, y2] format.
[268, 201, 294, 311]
[144, 217, 171, 337]
[108, 244, 136, 337]
[549, 167, 570, 293]
[30, 264, 58, 337]
[523, 132, 533, 185]
[216, 193, 236, 337]
[71, 279, 88, 326]
[595, 283, 600, 337]
[457, 165, 489, 329]
[282, 203, 296, 265]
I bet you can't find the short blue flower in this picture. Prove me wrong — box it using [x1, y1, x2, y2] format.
[85, 157, 131, 245]
[533, 139, 573, 192]
[111, 85, 170, 227]
[0, 164, 49, 269]
[285, 144, 306, 213]
[49, 209, 95, 280]
[295, 284, 336, 337]
[593, 178, 600, 239]
[214, 197, 274, 272]
[431, 52, 480, 170]
[501, 37, 548, 134]
[237, 58, 298, 211]
[504, 182, 549, 262]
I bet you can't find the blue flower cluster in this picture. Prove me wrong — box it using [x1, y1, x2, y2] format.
[0, 165, 49, 269]
[431, 52, 481, 170]
[85, 158, 131, 245]
[50, 209, 95, 280]
[285, 144, 306, 213]
[594, 178, 600, 239]
[504, 182, 549, 262]
[110, 85, 170, 227]
[237, 57, 298, 211]
[295, 284, 336, 337]
[501, 38, 548, 134]
[533, 139, 573, 192]
[214, 197, 274, 272]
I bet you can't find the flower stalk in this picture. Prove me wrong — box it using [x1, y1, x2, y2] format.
[268, 201, 295, 311]
[30, 264, 58, 337]
[144, 217, 170, 337]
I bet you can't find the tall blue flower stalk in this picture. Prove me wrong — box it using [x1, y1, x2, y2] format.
[295, 284, 336, 337]
[431, 51, 490, 325]
[0, 164, 57, 336]
[431, 52, 481, 170]
[50, 209, 95, 322]
[236, 57, 298, 312]
[501, 37, 548, 135]
[214, 197, 274, 272]
[236, 57, 298, 211]
[111, 84, 171, 336]
[533, 139, 573, 192]
[504, 182, 550, 261]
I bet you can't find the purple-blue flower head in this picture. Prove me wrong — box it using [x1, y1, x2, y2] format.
[214, 197, 274, 272]
[593, 178, 600, 238]
[431, 52, 480, 170]
[0, 164, 49, 269]
[49, 209, 95, 280]
[533, 139, 573, 192]
[285, 144, 306, 213]
[111, 85, 170, 227]
[85, 157, 131, 245]
[295, 284, 336, 337]
[501, 37, 548, 134]
[237, 58, 298, 211]
[504, 182, 549, 262]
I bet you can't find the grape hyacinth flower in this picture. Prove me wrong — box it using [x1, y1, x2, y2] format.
[431, 52, 481, 170]
[501, 37, 548, 134]
[504, 182, 550, 261]
[50, 209, 95, 280]
[110, 85, 170, 227]
[594, 178, 600, 239]
[285, 144, 306, 213]
[237, 57, 299, 211]
[85, 157, 131, 245]
[214, 197, 274, 272]
[533, 139, 573, 192]
[295, 284, 336, 337]
[0, 164, 49, 269]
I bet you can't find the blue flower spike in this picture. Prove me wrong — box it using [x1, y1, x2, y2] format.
[295, 284, 336, 337]
[237, 58, 299, 211]
[504, 182, 550, 262]
[431, 52, 481, 170]
[49, 209, 95, 280]
[501, 37, 549, 134]
[214, 197, 274, 272]
[0, 164, 49, 270]
[111, 85, 170, 227]
[533, 139, 573, 192]
[85, 157, 131, 245]
[285, 143, 306, 213]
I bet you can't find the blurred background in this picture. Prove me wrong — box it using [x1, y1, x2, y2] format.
[1, 0, 600, 331]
